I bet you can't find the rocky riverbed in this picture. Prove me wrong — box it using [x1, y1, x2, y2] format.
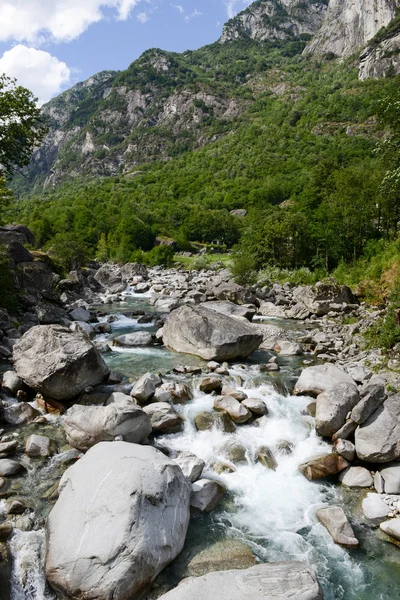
[1, 229, 400, 599]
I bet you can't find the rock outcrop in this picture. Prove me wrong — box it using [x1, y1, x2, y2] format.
[162, 304, 262, 361]
[157, 562, 323, 600]
[304, 0, 397, 58]
[354, 393, 400, 463]
[13, 325, 109, 401]
[221, 0, 328, 44]
[45, 442, 191, 600]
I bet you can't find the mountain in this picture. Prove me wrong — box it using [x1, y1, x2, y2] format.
[304, 0, 397, 58]
[220, 0, 328, 43]
[14, 0, 399, 193]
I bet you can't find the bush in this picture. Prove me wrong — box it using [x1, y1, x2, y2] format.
[143, 245, 174, 267]
[231, 251, 257, 285]
[0, 245, 18, 312]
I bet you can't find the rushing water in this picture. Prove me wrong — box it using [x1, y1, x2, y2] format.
[3, 289, 400, 599]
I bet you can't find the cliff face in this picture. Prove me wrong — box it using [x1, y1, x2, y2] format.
[359, 17, 400, 79]
[220, 0, 328, 43]
[304, 0, 398, 58]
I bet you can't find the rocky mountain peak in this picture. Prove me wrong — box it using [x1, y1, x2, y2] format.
[304, 0, 398, 58]
[220, 0, 329, 43]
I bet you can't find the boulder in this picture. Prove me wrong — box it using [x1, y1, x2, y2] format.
[221, 386, 247, 401]
[113, 332, 154, 347]
[199, 377, 223, 394]
[258, 446, 278, 470]
[294, 364, 355, 398]
[242, 398, 268, 416]
[274, 340, 303, 356]
[25, 434, 51, 458]
[64, 402, 152, 451]
[209, 281, 256, 305]
[2, 403, 39, 425]
[375, 462, 400, 494]
[253, 324, 284, 351]
[286, 303, 311, 320]
[69, 308, 91, 323]
[338, 466, 373, 488]
[214, 396, 251, 424]
[45, 442, 191, 600]
[316, 506, 359, 548]
[158, 382, 192, 404]
[259, 302, 286, 318]
[0, 224, 35, 246]
[380, 518, 400, 541]
[1, 371, 25, 396]
[190, 479, 226, 512]
[143, 402, 183, 434]
[130, 373, 162, 405]
[362, 493, 391, 524]
[351, 379, 387, 425]
[13, 325, 109, 401]
[354, 393, 400, 463]
[0, 441, 18, 456]
[204, 301, 255, 321]
[162, 305, 262, 361]
[94, 264, 126, 293]
[299, 453, 350, 481]
[334, 439, 355, 462]
[120, 263, 148, 283]
[173, 452, 205, 483]
[0, 459, 23, 477]
[185, 539, 256, 577]
[194, 411, 236, 433]
[156, 562, 323, 600]
[315, 383, 360, 438]
[293, 283, 358, 316]
[217, 440, 248, 465]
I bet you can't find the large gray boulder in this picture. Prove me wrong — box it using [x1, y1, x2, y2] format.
[64, 402, 152, 451]
[13, 325, 109, 401]
[157, 562, 323, 600]
[45, 442, 191, 600]
[162, 305, 262, 361]
[316, 506, 358, 548]
[293, 283, 358, 316]
[315, 383, 360, 438]
[94, 263, 126, 293]
[204, 301, 255, 321]
[294, 364, 355, 398]
[355, 394, 400, 463]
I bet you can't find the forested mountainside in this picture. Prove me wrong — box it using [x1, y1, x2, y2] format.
[6, 0, 400, 288]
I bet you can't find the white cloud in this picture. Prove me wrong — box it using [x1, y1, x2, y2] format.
[184, 8, 202, 23]
[224, 0, 252, 20]
[137, 11, 148, 23]
[0, 45, 71, 104]
[172, 4, 184, 14]
[0, 0, 142, 44]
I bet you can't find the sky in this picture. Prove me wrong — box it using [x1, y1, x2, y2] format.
[0, 0, 253, 104]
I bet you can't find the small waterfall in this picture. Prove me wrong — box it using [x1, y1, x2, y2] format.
[9, 530, 55, 600]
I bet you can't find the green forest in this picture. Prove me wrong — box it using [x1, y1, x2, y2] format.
[2, 31, 400, 302]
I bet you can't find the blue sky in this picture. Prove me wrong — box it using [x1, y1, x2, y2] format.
[0, 1, 252, 104]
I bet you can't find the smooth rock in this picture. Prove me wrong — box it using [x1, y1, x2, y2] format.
[0, 459, 23, 477]
[157, 562, 323, 600]
[45, 442, 191, 600]
[259, 302, 286, 318]
[274, 340, 303, 356]
[173, 452, 205, 483]
[315, 383, 360, 438]
[185, 539, 256, 577]
[1, 371, 25, 396]
[204, 301, 255, 321]
[69, 308, 91, 323]
[13, 325, 109, 401]
[130, 372, 162, 405]
[376, 463, 400, 494]
[64, 402, 152, 451]
[258, 446, 278, 470]
[0, 441, 18, 456]
[113, 331, 153, 347]
[338, 466, 373, 488]
[194, 411, 236, 433]
[217, 440, 248, 464]
[242, 398, 268, 416]
[355, 393, 400, 463]
[294, 364, 355, 397]
[25, 434, 51, 458]
[200, 377, 222, 394]
[316, 506, 359, 548]
[190, 479, 226, 512]
[162, 305, 262, 361]
[334, 439, 355, 462]
[299, 453, 349, 481]
[3, 403, 39, 426]
[362, 493, 391, 524]
[380, 518, 400, 541]
[214, 396, 251, 424]
[143, 402, 183, 434]
[351, 380, 387, 425]
[221, 386, 247, 401]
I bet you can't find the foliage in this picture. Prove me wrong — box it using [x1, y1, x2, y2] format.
[46, 232, 89, 272]
[0, 245, 18, 311]
[258, 265, 326, 286]
[0, 176, 13, 224]
[0, 75, 47, 177]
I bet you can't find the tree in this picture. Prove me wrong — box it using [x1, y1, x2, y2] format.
[0, 74, 47, 176]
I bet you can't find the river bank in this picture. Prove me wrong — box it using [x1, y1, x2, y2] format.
[1, 241, 400, 599]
